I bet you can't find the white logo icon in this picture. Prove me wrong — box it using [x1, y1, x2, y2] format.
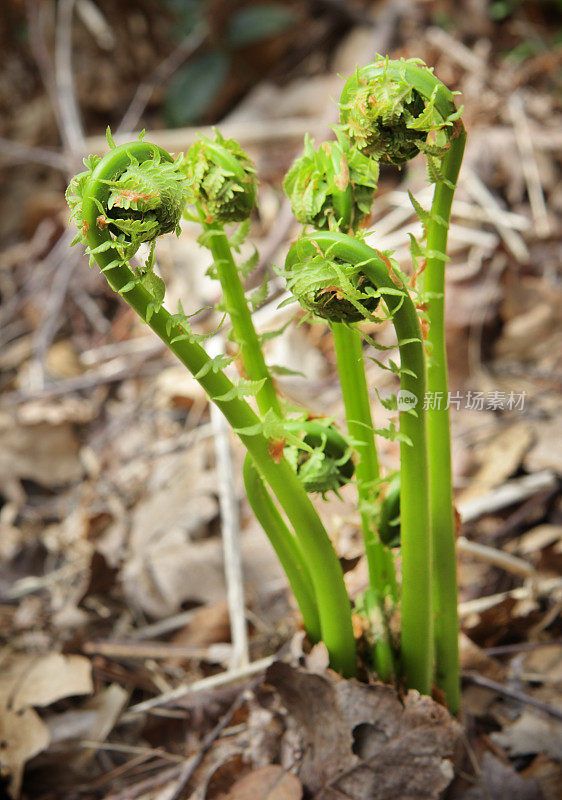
[397, 390, 418, 411]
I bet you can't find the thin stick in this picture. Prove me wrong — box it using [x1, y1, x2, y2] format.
[457, 536, 536, 578]
[508, 93, 551, 238]
[0, 137, 68, 171]
[55, 0, 85, 157]
[82, 639, 232, 663]
[209, 336, 250, 670]
[131, 610, 198, 640]
[169, 681, 253, 800]
[463, 167, 529, 263]
[485, 639, 562, 657]
[457, 471, 558, 523]
[124, 655, 275, 716]
[458, 577, 562, 618]
[463, 673, 562, 721]
[117, 24, 207, 134]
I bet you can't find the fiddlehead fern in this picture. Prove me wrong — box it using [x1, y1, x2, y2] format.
[340, 58, 466, 712]
[66, 131, 191, 317]
[283, 133, 379, 232]
[284, 418, 355, 497]
[185, 131, 280, 417]
[284, 232, 432, 694]
[339, 56, 462, 165]
[67, 131, 190, 259]
[283, 245, 380, 323]
[185, 130, 257, 223]
[282, 128, 399, 679]
[66, 136, 358, 679]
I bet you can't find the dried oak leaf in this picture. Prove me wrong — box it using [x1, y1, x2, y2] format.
[220, 765, 303, 800]
[266, 661, 461, 800]
[0, 653, 92, 797]
[0, 707, 50, 798]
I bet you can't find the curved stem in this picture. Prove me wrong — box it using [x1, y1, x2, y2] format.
[289, 232, 432, 694]
[424, 126, 466, 714]
[331, 322, 396, 681]
[79, 144, 357, 677]
[199, 216, 281, 417]
[243, 454, 320, 641]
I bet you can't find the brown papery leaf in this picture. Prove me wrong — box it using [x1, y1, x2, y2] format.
[266, 661, 461, 800]
[221, 765, 302, 800]
[0, 707, 50, 798]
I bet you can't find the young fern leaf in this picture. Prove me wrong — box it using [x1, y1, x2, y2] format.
[215, 378, 267, 402]
[339, 56, 462, 166]
[283, 418, 355, 497]
[249, 276, 268, 311]
[185, 130, 257, 224]
[194, 353, 235, 379]
[229, 219, 251, 250]
[238, 247, 259, 279]
[283, 132, 379, 233]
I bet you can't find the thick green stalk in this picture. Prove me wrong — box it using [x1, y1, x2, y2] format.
[424, 126, 466, 713]
[79, 144, 356, 677]
[332, 322, 396, 681]
[199, 217, 281, 417]
[289, 232, 432, 694]
[243, 454, 320, 640]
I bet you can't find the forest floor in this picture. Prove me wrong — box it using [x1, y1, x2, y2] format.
[0, 1, 561, 798]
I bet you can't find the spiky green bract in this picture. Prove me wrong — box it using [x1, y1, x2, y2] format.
[284, 418, 355, 496]
[283, 134, 379, 232]
[185, 131, 257, 223]
[282, 243, 380, 323]
[66, 136, 190, 259]
[339, 57, 462, 165]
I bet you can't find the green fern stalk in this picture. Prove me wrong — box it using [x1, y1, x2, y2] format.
[285, 232, 432, 694]
[332, 324, 397, 681]
[424, 127, 466, 713]
[243, 454, 320, 640]
[186, 132, 281, 417]
[340, 56, 465, 711]
[283, 134, 398, 678]
[67, 139, 357, 677]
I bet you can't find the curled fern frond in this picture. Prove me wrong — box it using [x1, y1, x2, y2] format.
[284, 418, 355, 496]
[66, 132, 191, 313]
[339, 57, 462, 165]
[67, 130, 191, 262]
[184, 130, 258, 223]
[283, 238, 380, 323]
[283, 133, 379, 233]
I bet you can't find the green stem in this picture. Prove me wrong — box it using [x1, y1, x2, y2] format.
[243, 454, 320, 640]
[199, 216, 281, 417]
[424, 125, 466, 714]
[80, 143, 356, 677]
[331, 322, 396, 681]
[199, 213, 325, 640]
[289, 232, 432, 694]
